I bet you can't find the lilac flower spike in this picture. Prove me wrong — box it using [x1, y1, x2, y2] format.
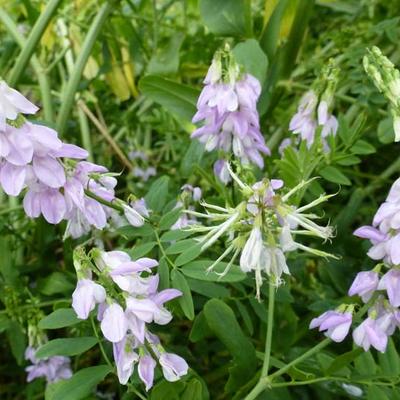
[353, 178, 400, 264]
[309, 310, 352, 342]
[348, 271, 379, 303]
[289, 91, 318, 145]
[25, 346, 72, 384]
[289, 86, 338, 148]
[72, 247, 187, 388]
[192, 50, 270, 168]
[0, 80, 150, 239]
[315, 176, 400, 352]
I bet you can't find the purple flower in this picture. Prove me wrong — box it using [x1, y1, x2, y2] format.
[192, 57, 270, 168]
[72, 279, 106, 319]
[100, 303, 128, 343]
[0, 80, 38, 130]
[133, 166, 156, 181]
[348, 271, 379, 302]
[101, 251, 158, 295]
[353, 317, 388, 352]
[112, 335, 138, 385]
[214, 159, 231, 185]
[138, 355, 156, 391]
[289, 91, 317, 146]
[122, 198, 149, 228]
[159, 353, 189, 382]
[378, 269, 400, 307]
[181, 184, 202, 202]
[309, 310, 352, 342]
[25, 346, 72, 384]
[289, 90, 338, 148]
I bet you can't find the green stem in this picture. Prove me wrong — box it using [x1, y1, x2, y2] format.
[56, 1, 118, 134]
[245, 338, 331, 400]
[84, 189, 124, 212]
[154, 229, 176, 269]
[9, 0, 63, 87]
[245, 289, 375, 399]
[0, 205, 23, 215]
[0, 299, 69, 314]
[90, 316, 113, 368]
[128, 385, 147, 400]
[261, 283, 275, 376]
[0, 9, 54, 121]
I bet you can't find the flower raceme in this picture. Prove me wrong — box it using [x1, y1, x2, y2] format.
[71, 248, 188, 390]
[0, 80, 147, 238]
[363, 46, 400, 142]
[185, 166, 335, 298]
[354, 177, 400, 265]
[191, 49, 270, 183]
[310, 177, 400, 352]
[171, 184, 202, 230]
[289, 90, 338, 149]
[25, 346, 72, 384]
[288, 62, 339, 150]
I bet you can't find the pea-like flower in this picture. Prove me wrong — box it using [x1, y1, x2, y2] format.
[309, 310, 352, 342]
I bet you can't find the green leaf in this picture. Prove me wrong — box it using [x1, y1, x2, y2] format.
[181, 379, 204, 400]
[350, 139, 376, 155]
[36, 337, 98, 359]
[158, 257, 170, 291]
[336, 155, 361, 166]
[234, 299, 254, 335]
[139, 75, 199, 121]
[129, 242, 156, 259]
[320, 166, 351, 185]
[7, 321, 26, 365]
[180, 140, 205, 177]
[171, 269, 195, 320]
[46, 365, 112, 400]
[367, 386, 389, 400]
[187, 277, 230, 298]
[166, 239, 199, 255]
[181, 260, 246, 282]
[161, 229, 193, 242]
[377, 338, 400, 376]
[38, 308, 80, 330]
[259, 0, 290, 59]
[232, 39, 268, 83]
[354, 350, 377, 376]
[326, 347, 363, 375]
[38, 272, 74, 296]
[148, 33, 185, 75]
[199, 0, 252, 37]
[189, 311, 213, 342]
[150, 381, 185, 400]
[175, 243, 203, 266]
[378, 117, 395, 144]
[0, 314, 10, 333]
[203, 299, 257, 392]
[159, 207, 182, 230]
[145, 176, 170, 213]
[117, 223, 154, 239]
